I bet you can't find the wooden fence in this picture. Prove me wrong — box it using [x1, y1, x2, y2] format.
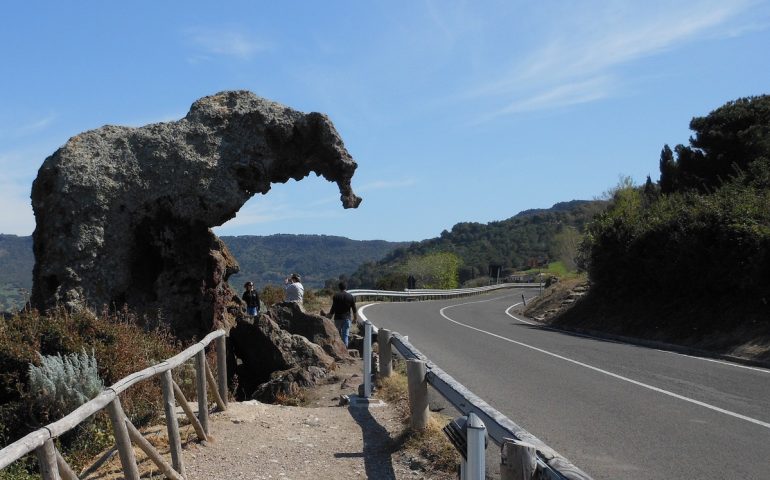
[0, 330, 228, 480]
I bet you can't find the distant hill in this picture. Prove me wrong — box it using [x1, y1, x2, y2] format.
[222, 234, 408, 289]
[0, 235, 34, 311]
[0, 233, 406, 311]
[347, 200, 608, 288]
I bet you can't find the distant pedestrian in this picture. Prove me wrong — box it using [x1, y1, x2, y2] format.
[328, 281, 357, 347]
[242, 282, 260, 318]
[285, 273, 305, 311]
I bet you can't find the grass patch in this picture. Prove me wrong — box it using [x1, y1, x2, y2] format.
[375, 360, 460, 474]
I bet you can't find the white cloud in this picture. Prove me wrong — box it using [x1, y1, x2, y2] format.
[358, 178, 417, 192]
[1, 113, 58, 139]
[184, 27, 272, 61]
[469, 0, 760, 118]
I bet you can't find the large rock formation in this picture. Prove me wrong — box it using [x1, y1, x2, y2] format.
[228, 314, 338, 402]
[31, 91, 361, 338]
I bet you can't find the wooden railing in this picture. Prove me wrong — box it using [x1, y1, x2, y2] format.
[0, 330, 228, 480]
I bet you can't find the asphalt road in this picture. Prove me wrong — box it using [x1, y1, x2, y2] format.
[359, 288, 770, 480]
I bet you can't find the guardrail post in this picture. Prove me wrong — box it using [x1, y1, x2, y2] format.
[406, 359, 429, 430]
[378, 328, 392, 378]
[216, 335, 228, 408]
[106, 397, 140, 480]
[195, 350, 209, 434]
[363, 321, 373, 398]
[34, 439, 60, 480]
[467, 413, 486, 480]
[500, 439, 536, 480]
[161, 370, 185, 476]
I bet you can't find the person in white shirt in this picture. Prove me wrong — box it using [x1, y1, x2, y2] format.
[284, 273, 304, 311]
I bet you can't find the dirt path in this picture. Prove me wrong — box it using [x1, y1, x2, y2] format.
[182, 359, 453, 480]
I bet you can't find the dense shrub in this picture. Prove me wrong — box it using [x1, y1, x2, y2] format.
[583, 183, 770, 297]
[0, 307, 179, 462]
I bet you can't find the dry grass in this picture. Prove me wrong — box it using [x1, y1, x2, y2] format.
[375, 360, 460, 474]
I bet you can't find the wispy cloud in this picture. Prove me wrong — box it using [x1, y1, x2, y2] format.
[470, 0, 760, 119]
[358, 178, 417, 192]
[184, 27, 272, 61]
[2, 113, 58, 139]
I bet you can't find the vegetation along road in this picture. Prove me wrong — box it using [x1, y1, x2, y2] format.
[361, 289, 770, 480]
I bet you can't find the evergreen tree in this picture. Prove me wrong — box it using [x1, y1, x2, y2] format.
[658, 144, 676, 193]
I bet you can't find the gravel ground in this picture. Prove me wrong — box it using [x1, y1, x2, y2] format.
[182, 359, 454, 480]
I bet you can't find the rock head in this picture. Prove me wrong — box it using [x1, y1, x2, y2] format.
[31, 91, 361, 338]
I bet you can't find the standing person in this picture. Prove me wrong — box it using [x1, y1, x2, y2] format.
[242, 281, 260, 318]
[284, 273, 304, 311]
[328, 281, 357, 347]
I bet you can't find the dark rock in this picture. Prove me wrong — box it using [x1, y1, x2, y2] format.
[229, 314, 335, 400]
[31, 91, 361, 338]
[269, 302, 351, 362]
[252, 365, 329, 403]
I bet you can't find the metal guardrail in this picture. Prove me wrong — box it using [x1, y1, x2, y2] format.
[0, 330, 228, 479]
[349, 282, 540, 301]
[361, 286, 593, 480]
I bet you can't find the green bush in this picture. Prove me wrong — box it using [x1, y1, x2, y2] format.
[0, 307, 179, 472]
[27, 350, 104, 425]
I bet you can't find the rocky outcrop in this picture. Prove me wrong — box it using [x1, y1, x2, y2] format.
[270, 302, 351, 361]
[31, 91, 361, 338]
[228, 315, 336, 402]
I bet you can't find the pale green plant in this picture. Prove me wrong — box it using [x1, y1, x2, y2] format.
[27, 349, 104, 421]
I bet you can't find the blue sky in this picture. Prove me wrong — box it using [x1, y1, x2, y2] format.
[2, 1, 769, 241]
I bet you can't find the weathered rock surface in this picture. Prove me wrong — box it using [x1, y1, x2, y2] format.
[228, 314, 336, 402]
[31, 91, 361, 338]
[271, 302, 351, 361]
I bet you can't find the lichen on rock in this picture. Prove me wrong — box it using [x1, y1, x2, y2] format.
[31, 91, 361, 338]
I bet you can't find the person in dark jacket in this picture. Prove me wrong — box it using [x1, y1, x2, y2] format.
[328, 281, 357, 347]
[242, 281, 260, 318]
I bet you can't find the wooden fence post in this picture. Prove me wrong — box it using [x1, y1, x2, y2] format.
[34, 439, 60, 480]
[215, 335, 228, 407]
[172, 381, 208, 442]
[195, 350, 209, 434]
[54, 449, 79, 480]
[406, 359, 429, 430]
[205, 361, 227, 411]
[161, 370, 185, 476]
[106, 397, 140, 480]
[379, 329, 392, 378]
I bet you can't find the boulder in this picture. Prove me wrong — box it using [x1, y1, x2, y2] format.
[228, 314, 336, 400]
[251, 365, 328, 403]
[269, 302, 352, 361]
[30, 91, 361, 338]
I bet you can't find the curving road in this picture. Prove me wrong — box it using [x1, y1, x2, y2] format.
[359, 288, 770, 480]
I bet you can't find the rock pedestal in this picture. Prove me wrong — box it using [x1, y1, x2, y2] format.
[31, 91, 361, 338]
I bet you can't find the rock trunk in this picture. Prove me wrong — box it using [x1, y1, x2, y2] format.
[31, 91, 361, 338]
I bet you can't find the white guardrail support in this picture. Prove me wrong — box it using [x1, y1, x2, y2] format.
[465, 413, 487, 480]
[363, 320, 373, 398]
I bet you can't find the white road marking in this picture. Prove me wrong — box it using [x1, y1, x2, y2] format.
[505, 306, 770, 374]
[440, 302, 770, 430]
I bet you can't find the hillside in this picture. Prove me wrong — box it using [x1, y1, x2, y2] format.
[222, 234, 408, 289]
[0, 235, 34, 311]
[348, 200, 607, 288]
[0, 234, 406, 312]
